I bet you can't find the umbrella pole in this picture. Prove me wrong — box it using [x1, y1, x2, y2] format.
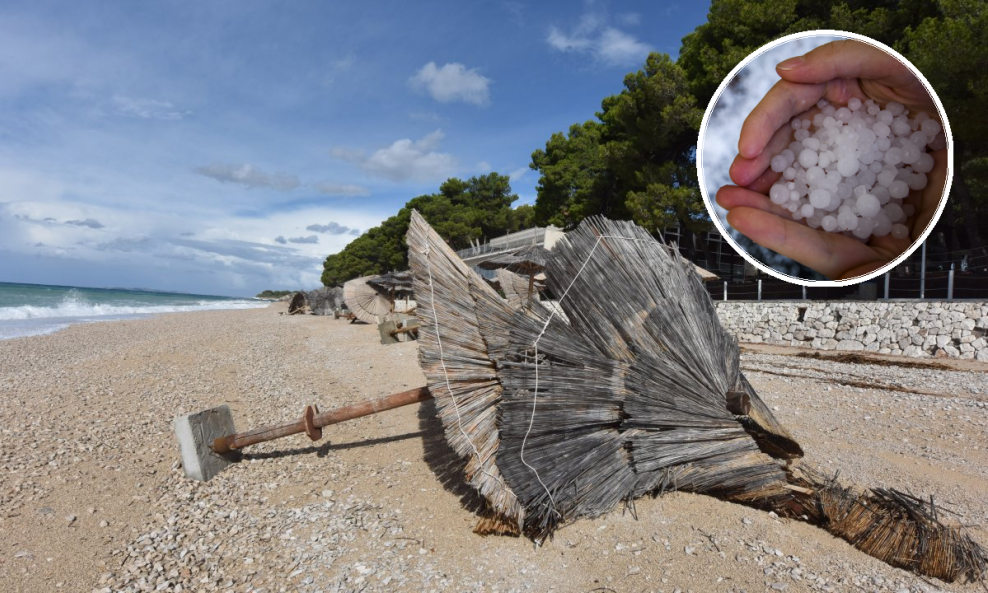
[211, 386, 432, 454]
[527, 274, 534, 300]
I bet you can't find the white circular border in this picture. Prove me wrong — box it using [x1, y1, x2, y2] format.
[696, 29, 954, 287]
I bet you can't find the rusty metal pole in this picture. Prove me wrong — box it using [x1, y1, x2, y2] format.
[212, 386, 432, 454]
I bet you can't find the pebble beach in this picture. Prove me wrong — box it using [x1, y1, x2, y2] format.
[1, 304, 987, 593]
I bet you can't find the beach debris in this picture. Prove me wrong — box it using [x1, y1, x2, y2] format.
[342, 276, 393, 324]
[305, 286, 344, 316]
[174, 388, 433, 480]
[287, 292, 307, 315]
[495, 268, 542, 309]
[405, 209, 985, 582]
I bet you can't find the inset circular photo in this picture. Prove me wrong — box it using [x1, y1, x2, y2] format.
[697, 31, 952, 285]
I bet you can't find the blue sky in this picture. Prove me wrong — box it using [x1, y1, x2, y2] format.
[0, 0, 710, 297]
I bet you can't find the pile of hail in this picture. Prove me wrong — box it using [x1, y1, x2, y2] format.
[767, 97, 945, 241]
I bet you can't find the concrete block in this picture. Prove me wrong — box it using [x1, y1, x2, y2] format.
[174, 405, 237, 481]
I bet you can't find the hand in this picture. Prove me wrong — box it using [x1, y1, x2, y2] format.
[716, 39, 947, 280]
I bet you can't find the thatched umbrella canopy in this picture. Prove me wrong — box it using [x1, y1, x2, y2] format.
[343, 275, 393, 324]
[366, 271, 413, 293]
[495, 269, 540, 309]
[478, 245, 551, 299]
[407, 210, 986, 582]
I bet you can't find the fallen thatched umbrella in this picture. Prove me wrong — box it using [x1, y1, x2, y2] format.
[287, 291, 306, 315]
[478, 244, 551, 300]
[342, 275, 393, 324]
[366, 271, 413, 293]
[407, 209, 986, 582]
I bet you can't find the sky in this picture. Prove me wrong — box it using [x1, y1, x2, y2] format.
[0, 0, 711, 297]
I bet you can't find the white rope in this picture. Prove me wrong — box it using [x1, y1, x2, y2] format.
[521, 234, 648, 518]
[422, 241, 509, 496]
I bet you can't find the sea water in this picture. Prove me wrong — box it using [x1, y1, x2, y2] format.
[0, 282, 268, 340]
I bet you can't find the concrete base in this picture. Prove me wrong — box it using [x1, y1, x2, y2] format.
[174, 405, 238, 481]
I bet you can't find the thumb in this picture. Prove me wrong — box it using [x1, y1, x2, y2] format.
[776, 39, 915, 88]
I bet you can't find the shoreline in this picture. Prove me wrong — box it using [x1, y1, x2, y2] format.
[1, 306, 985, 592]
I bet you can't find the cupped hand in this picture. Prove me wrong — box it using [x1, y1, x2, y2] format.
[717, 39, 947, 280]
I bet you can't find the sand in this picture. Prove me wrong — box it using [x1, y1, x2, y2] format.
[1, 304, 986, 592]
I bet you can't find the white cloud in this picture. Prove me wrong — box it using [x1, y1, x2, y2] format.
[194, 163, 301, 191]
[112, 95, 189, 120]
[312, 182, 370, 196]
[597, 28, 653, 66]
[410, 62, 492, 106]
[477, 161, 492, 173]
[546, 13, 653, 66]
[509, 167, 529, 183]
[332, 130, 456, 183]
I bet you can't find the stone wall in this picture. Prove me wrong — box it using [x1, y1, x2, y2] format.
[715, 301, 988, 361]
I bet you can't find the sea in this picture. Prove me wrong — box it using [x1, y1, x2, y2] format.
[0, 282, 269, 340]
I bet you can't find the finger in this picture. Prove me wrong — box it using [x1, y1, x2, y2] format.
[737, 79, 825, 159]
[716, 185, 794, 219]
[776, 39, 917, 90]
[726, 207, 884, 280]
[730, 121, 796, 187]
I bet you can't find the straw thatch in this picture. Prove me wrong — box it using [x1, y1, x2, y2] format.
[477, 245, 551, 276]
[406, 211, 524, 527]
[287, 292, 306, 315]
[495, 269, 540, 309]
[343, 276, 393, 324]
[406, 211, 986, 582]
[367, 271, 413, 293]
[306, 286, 344, 316]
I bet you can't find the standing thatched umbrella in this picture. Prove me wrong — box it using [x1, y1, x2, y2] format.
[407, 210, 985, 582]
[342, 276, 393, 324]
[478, 245, 551, 300]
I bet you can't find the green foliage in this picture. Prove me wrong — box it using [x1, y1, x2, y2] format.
[255, 290, 292, 299]
[321, 173, 529, 286]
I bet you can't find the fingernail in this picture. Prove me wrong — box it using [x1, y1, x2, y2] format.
[777, 56, 803, 71]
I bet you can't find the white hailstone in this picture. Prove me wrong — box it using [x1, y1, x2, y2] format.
[929, 131, 947, 151]
[913, 152, 934, 173]
[888, 179, 910, 199]
[909, 131, 928, 148]
[853, 216, 876, 239]
[891, 223, 910, 240]
[884, 203, 904, 223]
[872, 186, 891, 204]
[799, 148, 818, 167]
[856, 193, 881, 218]
[920, 118, 941, 136]
[766, 98, 936, 241]
[900, 141, 921, 165]
[837, 156, 859, 177]
[838, 209, 858, 230]
[908, 173, 928, 191]
[891, 119, 912, 136]
[809, 189, 831, 208]
[770, 184, 789, 204]
[872, 212, 893, 237]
